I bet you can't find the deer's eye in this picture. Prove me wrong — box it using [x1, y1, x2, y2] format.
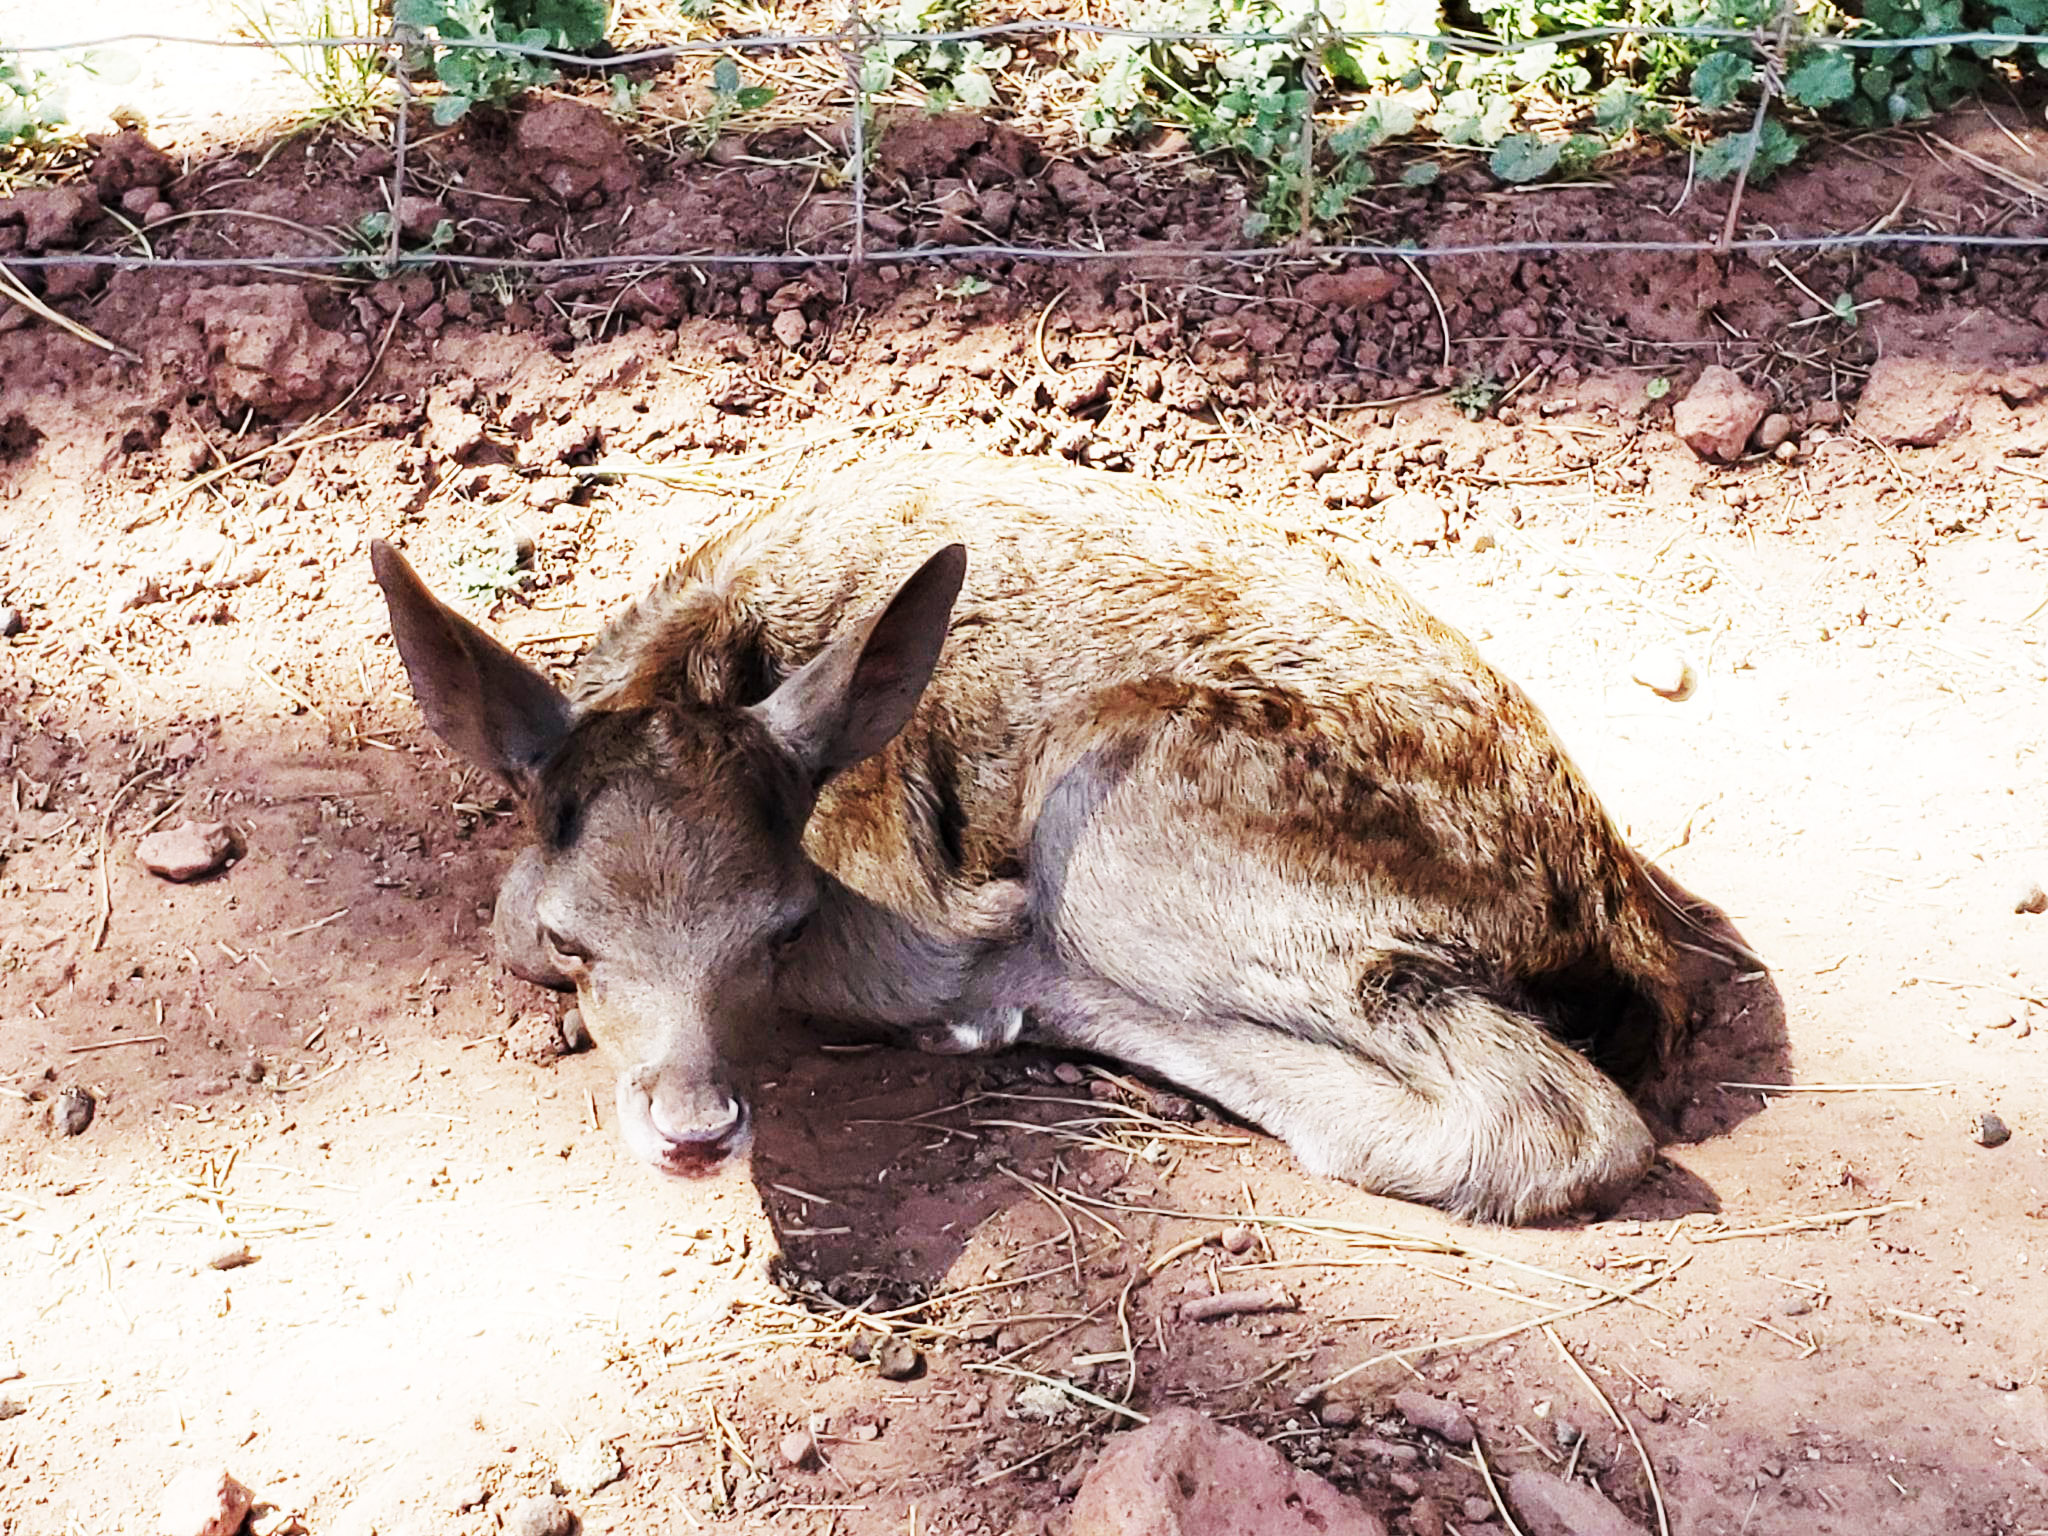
[770, 912, 814, 954]
[542, 925, 594, 966]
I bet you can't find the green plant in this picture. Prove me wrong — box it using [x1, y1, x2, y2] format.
[690, 55, 774, 145]
[340, 209, 456, 277]
[443, 534, 529, 604]
[393, 0, 611, 123]
[1450, 368, 1502, 417]
[232, 0, 389, 128]
[0, 50, 69, 167]
[861, 0, 1013, 109]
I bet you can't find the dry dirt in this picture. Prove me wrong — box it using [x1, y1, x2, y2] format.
[1, 82, 2047, 1536]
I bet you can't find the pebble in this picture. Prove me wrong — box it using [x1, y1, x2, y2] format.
[1220, 1224, 1256, 1255]
[1464, 1497, 1497, 1523]
[501, 1493, 576, 1536]
[779, 1428, 817, 1468]
[1393, 1389, 1475, 1446]
[1316, 1400, 1360, 1429]
[1552, 1418, 1583, 1451]
[0, 606, 22, 638]
[873, 1336, 923, 1381]
[561, 1432, 623, 1495]
[1971, 1111, 2012, 1148]
[1754, 412, 1795, 451]
[136, 820, 239, 882]
[846, 1421, 882, 1443]
[206, 1240, 255, 1271]
[1052, 1062, 1085, 1086]
[1780, 1296, 1811, 1317]
[54, 1086, 95, 1137]
[1506, 1467, 1649, 1536]
[1634, 1393, 1669, 1422]
[0, 1399, 23, 1421]
[558, 1008, 592, 1053]
[1630, 644, 1694, 700]
[156, 1467, 254, 1536]
[1387, 1471, 1422, 1497]
[2015, 882, 2048, 916]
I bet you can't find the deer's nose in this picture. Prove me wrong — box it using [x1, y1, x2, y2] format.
[625, 1075, 751, 1177]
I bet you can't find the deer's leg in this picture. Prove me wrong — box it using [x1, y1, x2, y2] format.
[1022, 973, 1652, 1224]
[1006, 719, 1654, 1223]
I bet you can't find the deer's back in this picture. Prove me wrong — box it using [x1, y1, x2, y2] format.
[572, 454, 1649, 967]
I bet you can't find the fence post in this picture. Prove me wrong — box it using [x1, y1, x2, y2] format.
[386, 14, 415, 277]
[839, 0, 871, 269]
[1716, 0, 1796, 253]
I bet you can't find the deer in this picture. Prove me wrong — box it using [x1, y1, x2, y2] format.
[370, 451, 1705, 1223]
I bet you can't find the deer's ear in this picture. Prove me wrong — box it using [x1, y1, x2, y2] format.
[371, 539, 571, 794]
[753, 544, 966, 784]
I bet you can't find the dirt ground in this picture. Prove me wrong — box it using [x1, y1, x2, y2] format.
[2, 69, 2047, 1536]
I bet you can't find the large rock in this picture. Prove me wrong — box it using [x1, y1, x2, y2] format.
[1506, 1469, 1650, 1536]
[1854, 356, 1973, 448]
[156, 1466, 253, 1536]
[1068, 1407, 1387, 1536]
[1671, 366, 1768, 462]
[514, 98, 636, 207]
[183, 286, 370, 416]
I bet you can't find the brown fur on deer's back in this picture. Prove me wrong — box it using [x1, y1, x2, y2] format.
[570, 452, 1687, 1076]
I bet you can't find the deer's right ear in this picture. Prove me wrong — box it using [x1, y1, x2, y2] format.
[370, 539, 571, 795]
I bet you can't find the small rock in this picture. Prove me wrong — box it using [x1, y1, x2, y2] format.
[55, 1086, 95, 1137]
[206, 1240, 255, 1271]
[1052, 1062, 1086, 1085]
[394, 194, 449, 243]
[505, 1013, 571, 1063]
[1392, 1390, 1474, 1446]
[1855, 357, 1972, 448]
[1463, 1497, 1496, 1523]
[779, 1428, 817, 1468]
[1053, 366, 1113, 414]
[1317, 1400, 1361, 1430]
[1069, 1407, 1387, 1536]
[2015, 882, 2047, 916]
[137, 821, 239, 882]
[0, 1399, 23, 1421]
[1630, 645, 1694, 700]
[1552, 1418, 1583, 1451]
[873, 1336, 924, 1381]
[501, 1493, 576, 1536]
[771, 307, 808, 349]
[1972, 1111, 2012, 1148]
[1753, 412, 1794, 451]
[558, 1008, 592, 1053]
[1377, 492, 1447, 547]
[1634, 1393, 1669, 1423]
[156, 1466, 254, 1536]
[560, 1433, 622, 1496]
[0, 606, 23, 638]
[1506, 1469, 1648, 1536]
[846, 1421, 882, 1442]
[1220, 1225, 1255, 1255]
[1780, 1296, 1811, 1317]
[1672, 365, 1769, 463]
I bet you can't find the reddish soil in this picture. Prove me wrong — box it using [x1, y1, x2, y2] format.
[2, 89, 2046, 1536]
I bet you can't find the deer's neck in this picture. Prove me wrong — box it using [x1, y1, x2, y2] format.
[776, 873, 978, 1028]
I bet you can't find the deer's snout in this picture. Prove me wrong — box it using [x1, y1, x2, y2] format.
[617, 1066, 752, 1178]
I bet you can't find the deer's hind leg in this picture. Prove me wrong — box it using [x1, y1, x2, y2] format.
[1008, 721, 1656, 1223]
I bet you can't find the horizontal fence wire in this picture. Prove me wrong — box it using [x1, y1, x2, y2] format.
[14, 23, 2048, 56]
[4, 16, 2047, 286]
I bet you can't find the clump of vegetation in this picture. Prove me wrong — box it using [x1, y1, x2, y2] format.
[1062, 0, 2048, 235]
[862, 0, 1014, 109]
[0, 50, 71, 172]
[394, 0, 611, 122]
[232, 0, 390, 130]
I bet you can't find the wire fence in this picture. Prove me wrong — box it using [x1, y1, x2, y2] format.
[5, 15, 2048, 287]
